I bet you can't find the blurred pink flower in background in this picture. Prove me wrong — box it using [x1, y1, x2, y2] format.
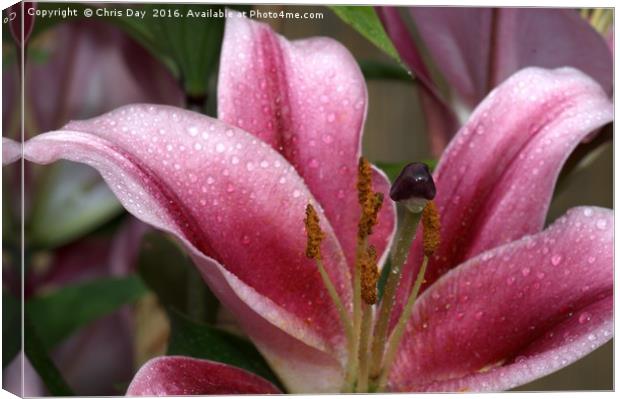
[377, 7, 613, 154]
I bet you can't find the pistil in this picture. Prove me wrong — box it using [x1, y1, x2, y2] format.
[376, 201, 441, 391]
[369, 162, 436, 381]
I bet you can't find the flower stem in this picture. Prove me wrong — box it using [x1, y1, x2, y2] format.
[369, 209, 422, 380]
[377, 255, 429, 391]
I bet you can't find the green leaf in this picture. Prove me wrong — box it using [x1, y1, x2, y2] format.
[3, 292, 21, 367]
[26, 276, 148, 349]
[330, 6, 401, 64]
[137, 232, 219, 323]
[360, 59, 412, 82]
[167, 310, 281, 388]
[24, 316, 74, 396]
[28, 161, 123, 249]
[137, 4, 228, 97]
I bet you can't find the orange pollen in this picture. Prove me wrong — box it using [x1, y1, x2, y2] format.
[304, 204, 325, 260]
[361, 245, 379, 305]
[358, 192, 384, 240]
[357, 157, 373, 206]
[422, 200, 441, 256]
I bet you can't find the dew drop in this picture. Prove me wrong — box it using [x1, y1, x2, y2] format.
[578, 312, 592, 324]
[187, 126, 199, 136]
[322, 134, 334, 144]
[536, 272, 545, 280]
[337, 189, 345, 199]
[327, 113, 336, 122]
[292, 190, 301, 198]
[595, 219, 607, 230]
[506, 276, 516, 286]
[241, 235, 251, 245]
[260, 160, 269, 168]
[551, 255, 563, 266]
[231, 156, 240, 165]
[309, 158, 319, 168]
[226, 184, 235, 193]
[194, 143, 203, 151]
[246, 162, 255, 171]
[587, 256, 596, 264]
[475, 311, 484, 320]
[166, 144, 173, 152]
[216, 143, 226, 153]
[521, 267, 531, 277]
[583, 208, 593, 217]
[206, 176, 215, 185]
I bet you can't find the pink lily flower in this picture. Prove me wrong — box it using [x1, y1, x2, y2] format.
[23, 15, 612, 394]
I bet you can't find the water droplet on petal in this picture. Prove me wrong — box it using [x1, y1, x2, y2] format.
[187, 126, 198, 136]
[241, 235, 251, 245]
[583, 208, 593, 217]
[292, 190, 301, 198]
[578, 312, 592, 324]
[521, 267, 531, 277]
[551, 255, 563, 266]
[596, 219, 607, 230]
[309, 158, 319, 168]
[475, 311, 484, 320]
[216, 143, 226, 153]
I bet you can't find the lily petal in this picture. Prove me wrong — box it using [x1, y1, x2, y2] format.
[23, 104, 351, 392]
[2, 137, 21, 165]
[396, 67, 613, 305]
[126, 356, 281, 395]
[389, 206, 613, 391]
[420, 296, 612, 392]
[410, 8, 612, 107]
[218, 13, 396, 271]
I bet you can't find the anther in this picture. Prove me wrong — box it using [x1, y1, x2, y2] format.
[389, 162, 436, 213]
[422, 200, 441, 256]
[358, 192, 384, 240]
[357, 157, 373, 206]
[304, 204, 325, 260]
[361, 245, 379, 305]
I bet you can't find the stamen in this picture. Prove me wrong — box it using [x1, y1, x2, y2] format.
[361, 245, 379, 305]
[303, 204, 354, 393]
[422, 200, 441, 256]
[304, 204, 325, 260]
